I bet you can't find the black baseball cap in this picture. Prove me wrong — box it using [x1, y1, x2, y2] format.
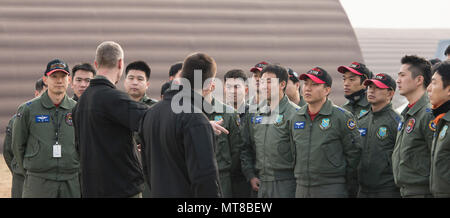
[363, 73, 396, 91]
[299, 67, 332, 87]
[45, 59, 70, 76]
[337, 62, 373, 79]
[250, 61, 269, 73]
[287, 68, 300, 83]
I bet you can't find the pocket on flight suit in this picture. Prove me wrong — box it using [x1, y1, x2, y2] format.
[24, 139, 40, 158]
[322, 143, 343, 168]
[412, 153, 430, 177]
[277, 142, 294, 163]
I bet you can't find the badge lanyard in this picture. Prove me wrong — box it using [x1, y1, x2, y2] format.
[51, 108, 62, 158]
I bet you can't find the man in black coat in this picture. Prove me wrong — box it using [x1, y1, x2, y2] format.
[139, 52, 222, 197]
[72, 41, 148, 198]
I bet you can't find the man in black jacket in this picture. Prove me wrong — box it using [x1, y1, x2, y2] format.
[139, 52, 222, 197]
[72, 41, 149, 198]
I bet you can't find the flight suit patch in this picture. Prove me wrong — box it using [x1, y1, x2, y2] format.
[35, 115, 50, 123]
[274, 114, 284, 126]
[319, 118, 331, 130]
[376, 127, 388, 140]
[65, 113, 73, 126]
[294, 121, 305, 129]
[255, 116, 263, 124]
[347, 119, 356, 130]
[398, 121, 403, 131]
[405, 118, 415, 134]
[429, 120, 436, 132]
[214, 115, 223, 121]
[439, 125, 448, 140]
[358, 128, 367, 136]
[359, 109, 368, 118]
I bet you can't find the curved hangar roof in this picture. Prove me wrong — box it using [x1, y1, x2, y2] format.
[0, 0, 363, 150]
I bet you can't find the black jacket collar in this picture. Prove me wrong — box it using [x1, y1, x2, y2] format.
[90, 75, 116, 89]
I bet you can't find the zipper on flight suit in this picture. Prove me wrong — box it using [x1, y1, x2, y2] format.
[307, 119, 313, 197]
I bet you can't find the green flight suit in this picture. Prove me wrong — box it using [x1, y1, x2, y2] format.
[357, 103, 401, 198]
[206, 98, 247, 198]
[239, 103, 259, 198]
[135, 94, 156, 198]
[392, 93, 434, 197]
[298, 95, 307, 108]
[342, 91, 371, 118]
[430, 112, 450, 198]
[3, 114, 26, 198]
[291, 99, 361, 198]
[244, 95, 299, 198]
[12, 90, 80, 198]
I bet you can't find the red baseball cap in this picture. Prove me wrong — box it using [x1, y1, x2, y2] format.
[363, 73, 396, 90]
[45, 59, 70, 76]
[299, 67, 332, 86]
[337, 62, 373, 79]
[250, 61, 268, 73]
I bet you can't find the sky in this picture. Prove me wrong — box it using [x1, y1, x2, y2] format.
[340, 0, 450, 29]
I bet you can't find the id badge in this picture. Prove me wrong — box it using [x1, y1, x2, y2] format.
[53, 144, 62, 158]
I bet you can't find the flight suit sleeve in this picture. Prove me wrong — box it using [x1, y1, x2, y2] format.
[138, 111, 151, 191]
[422, 112, 435, 151]
[340, 114, 362, 197]
[239, 113, 257, 181]
[72, 105, 82, 175]
[3, 116, 15, 172]
[183, 115, 222, 197]
[11, 105, 30, 174]
[105, 91, 149, 132]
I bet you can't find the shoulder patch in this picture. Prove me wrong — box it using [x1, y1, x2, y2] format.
[26, 101, 32, 106]
[319, 118, 331, 130]
[214, 115, 223, 121]
[347, 119, 356, 130]
[405, 118, 415, 133]
[439, 125, 448, 140]
[358, 109, 368, 118]
[337, 107, 345, 113]
[65, 113, 73, 126]
[429, 120, 436, 132]
[377, 126, 388, 140]
[425, 108, 432, 113]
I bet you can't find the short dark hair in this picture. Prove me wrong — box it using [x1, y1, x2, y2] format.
[181, 53, 217, 89]
[429, 58, 442, 66]
[125, 61, 151, 80]
[35, 78, 47, 92]
[72, 63, 96, 79]
[445, 45, 450, 56]
[169, 62, 183, 77]
[261, 64, 288, 92]
[401, 55, 432, 89]
[161, 81, 172, 96]
[224, 69, 247, 83]
[433, 60, 450, 89]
